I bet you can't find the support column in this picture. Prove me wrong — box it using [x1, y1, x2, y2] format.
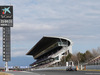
[5, 62, 9, 71]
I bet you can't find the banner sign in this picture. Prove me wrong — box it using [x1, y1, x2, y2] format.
[3, 27, 11, 62]
[0, 6, 13, 27]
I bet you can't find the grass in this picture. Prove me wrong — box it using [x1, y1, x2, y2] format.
[82, 69, 100, 71]
[0, 72, 10, 75]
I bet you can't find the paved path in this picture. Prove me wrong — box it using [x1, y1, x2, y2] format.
[7, 71, 40, 75]
[7, 70, 100, 75]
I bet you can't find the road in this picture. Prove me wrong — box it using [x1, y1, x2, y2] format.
[7, 70, 100, 75]
[32, 70, 100, 75]
[7, 71, 40, 75]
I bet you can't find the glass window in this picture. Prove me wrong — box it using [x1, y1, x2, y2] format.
[55, 56, 59, 60]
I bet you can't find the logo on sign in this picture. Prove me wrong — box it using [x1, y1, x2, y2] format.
[0, 6, 13, 27]
[0, 6, 13, 19]
[2, 7, 11, 14]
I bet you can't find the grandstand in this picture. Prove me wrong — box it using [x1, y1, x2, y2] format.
[88, 55, 100, 65]
[26, 36, 73, 68]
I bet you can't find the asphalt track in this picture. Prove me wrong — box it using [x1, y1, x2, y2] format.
[7, 70, 100, 75]
[32, 70, 100, 75]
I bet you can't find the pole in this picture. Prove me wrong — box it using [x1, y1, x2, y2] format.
[78, 60, 79, 70]
[5, 62, 9, 71]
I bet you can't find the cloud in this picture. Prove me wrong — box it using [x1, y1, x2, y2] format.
[13, 23, 57, 31]
[11, 23, 58, 43]
[0, 47, 28, 57]
[68, 35, 99, 40]
[11, 48, 29, 57]
[11, 50, 26, 57]
[0, 0, 100, 57]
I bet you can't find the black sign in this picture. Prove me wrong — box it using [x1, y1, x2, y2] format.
[3, 27, 11, 61]
[0, 6, 13, 27]
[0, 19, 13, 27]
[0, 6, 13, 19]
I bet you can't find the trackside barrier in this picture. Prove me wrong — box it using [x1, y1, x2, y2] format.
[33, 66, 76, 71]
[84, 65, 86, 70]
[76, 66, 79, 70]
[86, 65, 100, 70]
[32, 65, 100, 71]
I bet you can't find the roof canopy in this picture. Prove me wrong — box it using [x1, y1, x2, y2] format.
[26, 36, 72, 58]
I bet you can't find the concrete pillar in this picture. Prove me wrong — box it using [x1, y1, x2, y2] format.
[81, 65, 83, 70]
[5, 62, 9, 71]
[66, 62, 68, 66]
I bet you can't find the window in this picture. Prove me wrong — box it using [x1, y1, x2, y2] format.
[3, 58, 5, 61]
[3, 52, 5, 54]
[3, 48, 5, 50]
[3, 45, 5, 47]
[3, 55, 5, 57]
[3, 35, 5, 37]
[3, 38, 5, 40]
[55, 56, 59, 60]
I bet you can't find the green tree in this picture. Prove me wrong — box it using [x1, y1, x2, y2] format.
[60, 53, 72, 66]
[66, 53, 72, 61]
[84, 50, 93, 62]
[77, 52, 85, 63]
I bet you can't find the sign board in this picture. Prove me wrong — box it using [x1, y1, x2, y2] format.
[3, 27, 11, 61]
[0, 6, 13, 27]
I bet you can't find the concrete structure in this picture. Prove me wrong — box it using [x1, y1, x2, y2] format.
[26, 36, 73, 68]
[88, 55, 100, 65]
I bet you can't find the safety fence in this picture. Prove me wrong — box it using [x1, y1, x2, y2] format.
[33, 65, 100, 71]
[86, 65, 100, 70]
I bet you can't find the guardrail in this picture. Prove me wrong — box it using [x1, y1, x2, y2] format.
[33, 66, 75, 70]
[86, 65, 100, 70]
[33, 65, 100, 71]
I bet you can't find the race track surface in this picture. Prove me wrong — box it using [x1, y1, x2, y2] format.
[7, 70, 100, 75]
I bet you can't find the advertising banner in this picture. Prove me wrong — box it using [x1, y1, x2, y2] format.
[0, 6, 13, 27]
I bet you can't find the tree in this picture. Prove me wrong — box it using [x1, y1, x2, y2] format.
[97, 47, 100, 55]
[70, 54, 78, 65]
[66, 53, 72, 61]
[84, 50, 93, 62]
[77, 52, 85, 63]
[60, 53, 72, 66]
[60, 56, 66, 66]
[92, 48, 99, 57]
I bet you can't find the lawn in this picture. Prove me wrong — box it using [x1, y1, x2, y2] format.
[0, 72, 10, 75]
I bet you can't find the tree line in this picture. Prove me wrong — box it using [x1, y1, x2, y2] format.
[60, 47, 100, 66]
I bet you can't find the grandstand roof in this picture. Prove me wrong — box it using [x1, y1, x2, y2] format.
[26, 36, 72, 58]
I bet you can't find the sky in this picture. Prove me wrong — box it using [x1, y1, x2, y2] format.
[0, 0, 100, 67]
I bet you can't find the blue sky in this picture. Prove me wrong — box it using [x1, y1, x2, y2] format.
[0, 0, 100, 67]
